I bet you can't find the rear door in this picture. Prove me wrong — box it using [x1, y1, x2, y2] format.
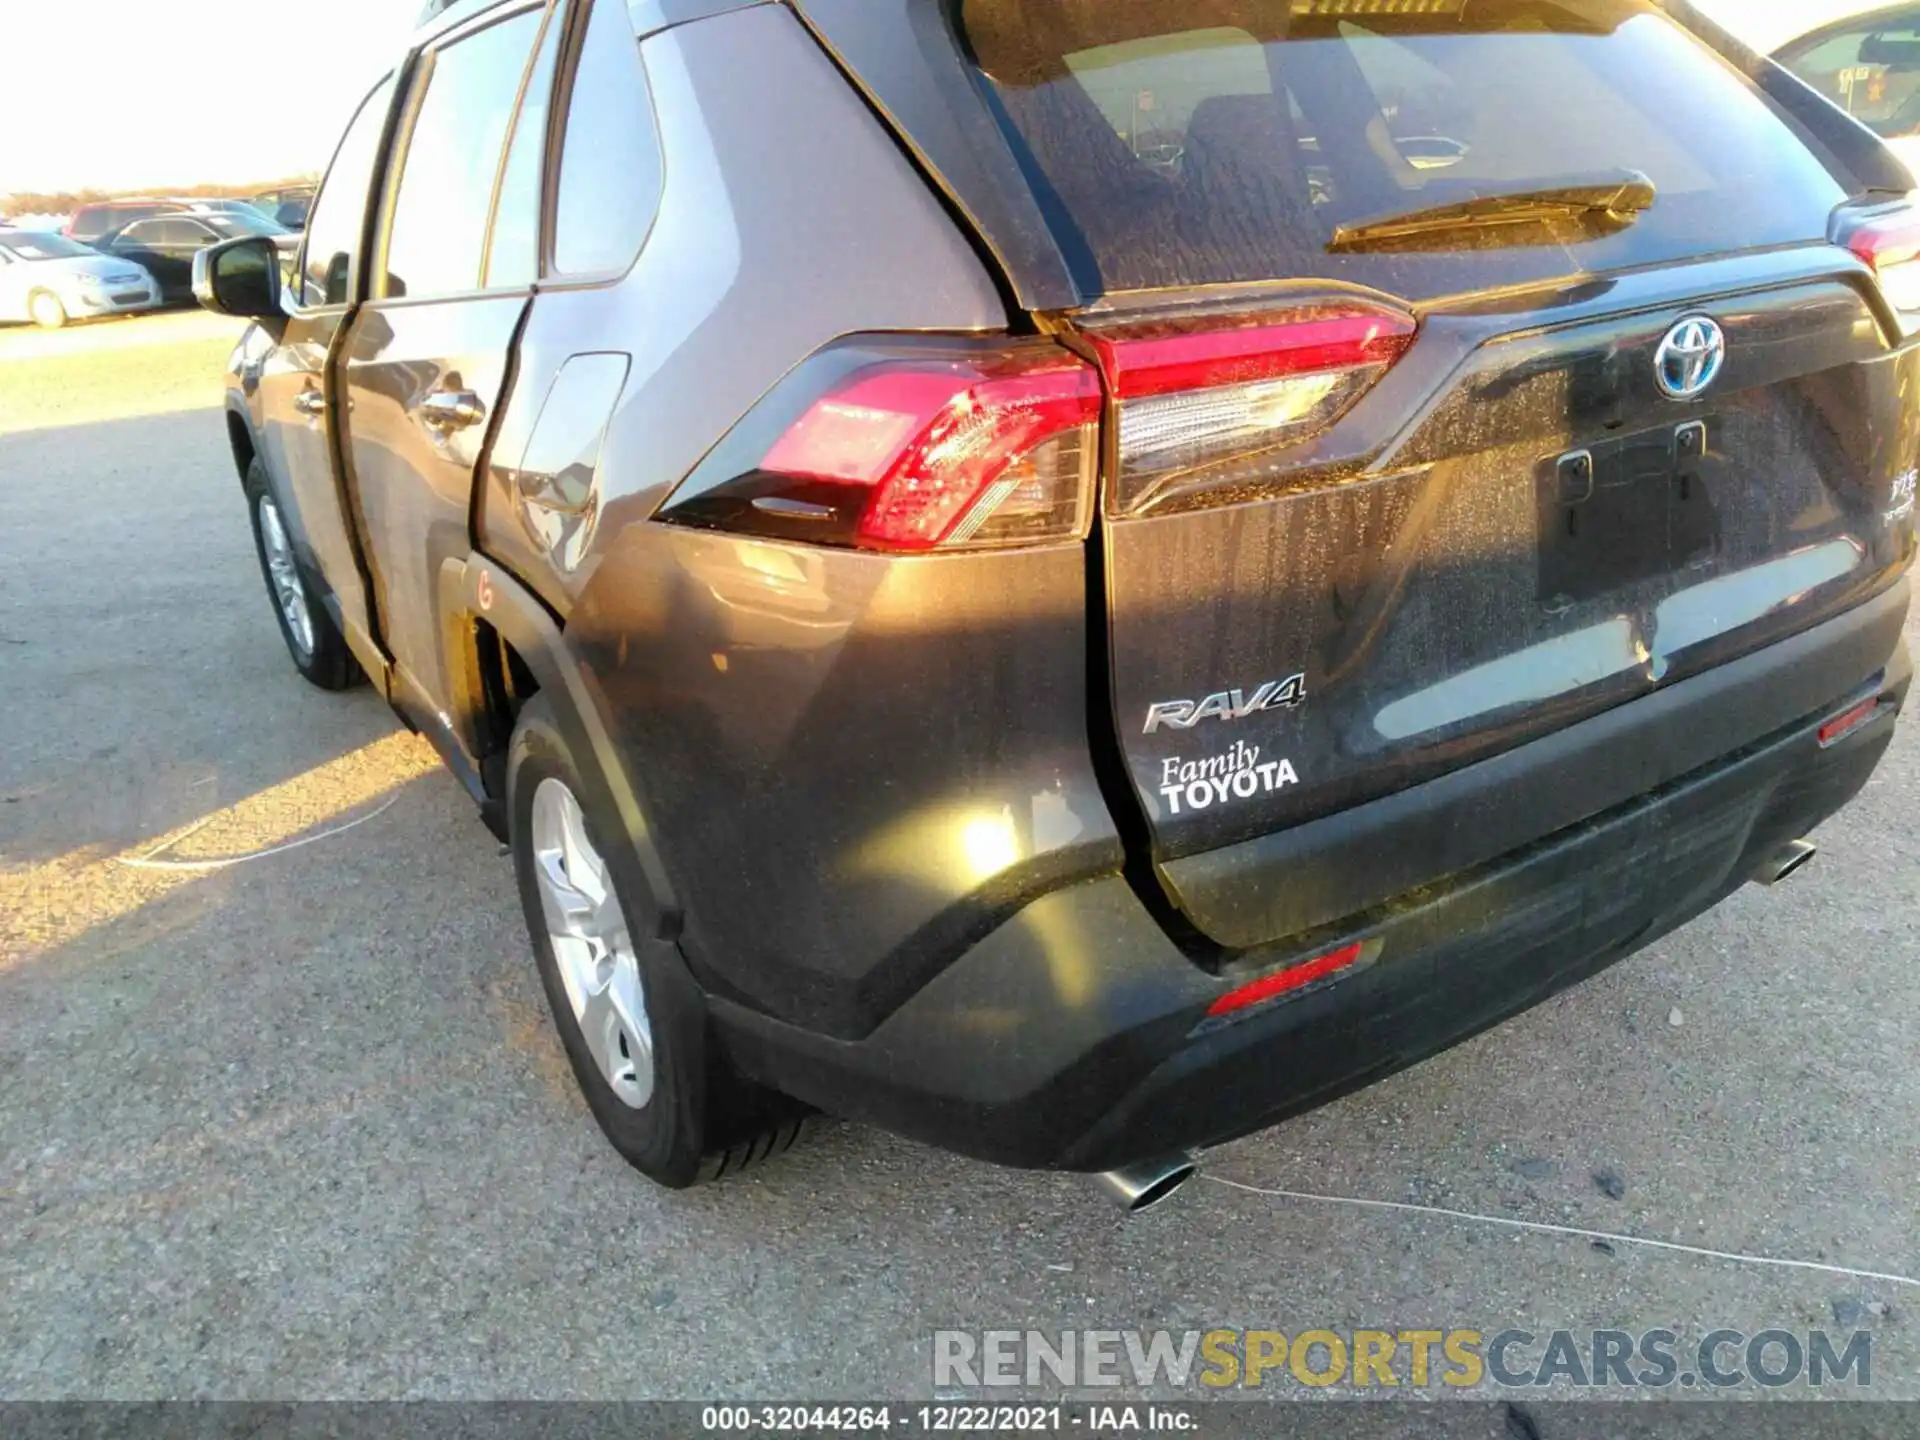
[948, 2, 1918, 943]
[338, 1, 553, 717]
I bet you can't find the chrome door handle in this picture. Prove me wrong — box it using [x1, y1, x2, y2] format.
[420, 389, 486, 430]
[292, 389, 327, 418]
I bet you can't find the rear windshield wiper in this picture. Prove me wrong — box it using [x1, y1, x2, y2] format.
[1329, 171, 1657, 253]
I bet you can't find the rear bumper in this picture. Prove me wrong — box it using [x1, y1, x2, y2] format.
[712, 585, 1910, 1173]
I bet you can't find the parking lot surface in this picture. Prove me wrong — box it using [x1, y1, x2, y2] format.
[1, 312, 1916, 1402]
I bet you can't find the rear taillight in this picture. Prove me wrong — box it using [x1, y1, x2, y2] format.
[1086, 301, 1417, 515]
[659, 337, 1100, 552]
[1844, 207, 1920, 314]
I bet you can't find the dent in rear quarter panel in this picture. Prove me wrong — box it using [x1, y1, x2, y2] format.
[478, 4, 1122, 1036]
[571, 530, 1121, 1037]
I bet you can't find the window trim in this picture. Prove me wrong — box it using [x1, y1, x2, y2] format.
[481, 0, 565, 288]
[368, 0, 554, 308]
[536, 0, 668, 291]
[290, 70, 406, 316]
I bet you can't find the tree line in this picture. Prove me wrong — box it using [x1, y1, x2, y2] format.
[3, 176, 320, 218]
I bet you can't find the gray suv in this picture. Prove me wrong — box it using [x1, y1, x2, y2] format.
[197, 0, 1916, 1204]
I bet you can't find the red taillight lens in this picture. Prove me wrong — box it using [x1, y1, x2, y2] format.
[1846, 210, 1920, 312]
[661, 338, 1100, 553]
[1205, 939, 1374, 1018]
[1084, 302, 1416, 516]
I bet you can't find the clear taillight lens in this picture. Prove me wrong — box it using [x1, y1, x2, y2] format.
[1085, 302, 1417, 515]
[658, 337, 1100, 553]
[1846, 208, 1920, 315]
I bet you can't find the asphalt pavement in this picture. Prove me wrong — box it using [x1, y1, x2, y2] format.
[1, 311, 1916, 1405]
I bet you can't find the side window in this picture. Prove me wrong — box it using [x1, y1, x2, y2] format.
[484, 7, 564, 288]
[382, 9, 544, 300]
[551, 0, 663, 276]
[303, 76, 399, 307]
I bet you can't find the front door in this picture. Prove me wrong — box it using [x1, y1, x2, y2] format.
[336, 2, 552, 717]
[254, 73, 402, 675]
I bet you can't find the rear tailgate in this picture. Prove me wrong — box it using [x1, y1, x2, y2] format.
[1092, 258, 1916, 945]
[798, 0, 1920, 950]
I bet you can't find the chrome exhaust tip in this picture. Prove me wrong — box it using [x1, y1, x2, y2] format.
[1753, 838, 1818, 887]
[1091, 1154, 1198, 1214]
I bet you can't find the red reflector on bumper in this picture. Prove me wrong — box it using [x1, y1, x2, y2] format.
[1818, 698, 1883, 748]
[1207, 941, 1368, 1017]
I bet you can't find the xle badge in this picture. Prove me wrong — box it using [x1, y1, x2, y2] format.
[1160, 742, 1299, 816]
[1143, 673, 1306, 734]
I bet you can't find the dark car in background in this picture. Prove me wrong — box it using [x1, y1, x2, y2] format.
[163, 197, 284, 226]
[1776, 3, 1920, 176]
[195, 0, 1913, 1204]
[252, 186, 316, 230]
[65, 198, 183, 245]
[106, 212, 296, 303]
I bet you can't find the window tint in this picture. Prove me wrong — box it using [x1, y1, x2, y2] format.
[485, 7, 564, 288]
[960, 0, 1848, 298]
[551, 0, 662, 275]
[1783, 19, 1920, 139]
[383, 9, 543, 300]
[121, 220, 171, 244]
[303, 76, 398, 307]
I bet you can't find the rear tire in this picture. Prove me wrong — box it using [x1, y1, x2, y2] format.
[28, 290, 67, 329]
[241, 457, 363, 690]
[507, 696, 806, 1187]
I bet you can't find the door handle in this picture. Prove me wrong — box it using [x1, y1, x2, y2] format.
[420, 389, 486, 431]
[292, 389, 326, 419]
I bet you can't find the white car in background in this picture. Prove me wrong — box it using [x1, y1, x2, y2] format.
[0, 228, 160, 328]
[1771, 2, 1920, 178]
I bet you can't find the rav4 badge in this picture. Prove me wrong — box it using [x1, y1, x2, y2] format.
[1143, 673, 1306, 734]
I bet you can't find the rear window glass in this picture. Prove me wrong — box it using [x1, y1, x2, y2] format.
[961, 0, 1850, 298]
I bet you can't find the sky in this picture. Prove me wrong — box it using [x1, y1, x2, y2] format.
[3, 0, 420, 197]
[0, 0, 1893, 199]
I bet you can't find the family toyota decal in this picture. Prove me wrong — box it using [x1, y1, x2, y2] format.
[1158, 742, 1298, 815]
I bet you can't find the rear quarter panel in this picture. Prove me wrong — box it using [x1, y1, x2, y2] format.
[477, 5, 1122, 1035]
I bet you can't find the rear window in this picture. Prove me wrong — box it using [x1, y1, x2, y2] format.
[961, 0, 1851, 297]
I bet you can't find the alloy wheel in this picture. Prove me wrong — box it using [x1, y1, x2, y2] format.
[530, 777, 654, 1109]
[255, 494, 315, 660]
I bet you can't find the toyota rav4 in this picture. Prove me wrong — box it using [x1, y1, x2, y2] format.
[196, 0, 1916, 1204]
